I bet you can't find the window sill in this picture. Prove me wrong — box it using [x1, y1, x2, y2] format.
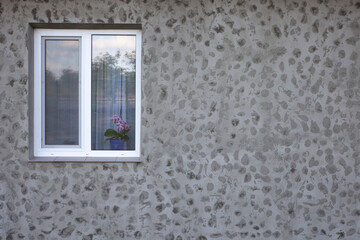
[29, 156, 141, 163]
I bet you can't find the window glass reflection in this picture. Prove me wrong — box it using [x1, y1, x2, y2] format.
[44, 39, 79, 146]
[91, 35, 136, 150]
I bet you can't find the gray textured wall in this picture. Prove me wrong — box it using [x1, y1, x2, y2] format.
[0, 0, 359, 239]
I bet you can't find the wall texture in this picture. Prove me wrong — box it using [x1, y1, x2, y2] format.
[0, 0, 359, 239]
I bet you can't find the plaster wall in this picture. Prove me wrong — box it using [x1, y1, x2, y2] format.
[0, 0, 359, 239]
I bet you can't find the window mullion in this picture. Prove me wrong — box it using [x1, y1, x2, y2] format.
[83, 33, 92, 156]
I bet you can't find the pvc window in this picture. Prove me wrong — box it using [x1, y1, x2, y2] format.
[33, 29, 141, 160]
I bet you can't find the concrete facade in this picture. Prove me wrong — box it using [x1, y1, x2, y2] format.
[0, 0, 359, 239]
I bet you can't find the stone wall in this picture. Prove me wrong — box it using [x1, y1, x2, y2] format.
[0, 0, 359, 239]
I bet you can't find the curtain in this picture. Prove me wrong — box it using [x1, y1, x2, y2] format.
[91, 52, 135, 150]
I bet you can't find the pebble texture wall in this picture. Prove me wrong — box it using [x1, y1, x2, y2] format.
[0, 0, 359, 239]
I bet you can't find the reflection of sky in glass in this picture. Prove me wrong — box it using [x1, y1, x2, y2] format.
[45, 40, 79, 79]
[92, 35, 136, 71]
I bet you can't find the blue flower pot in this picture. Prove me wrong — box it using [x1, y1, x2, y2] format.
[110, 140, 125, 150]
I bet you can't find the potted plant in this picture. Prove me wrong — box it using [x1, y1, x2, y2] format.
[104, 115, 130, 150]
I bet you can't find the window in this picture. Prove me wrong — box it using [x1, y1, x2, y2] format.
[32, 28, 141, 160]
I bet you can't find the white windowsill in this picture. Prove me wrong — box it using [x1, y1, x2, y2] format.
[29, 156, 142, 163]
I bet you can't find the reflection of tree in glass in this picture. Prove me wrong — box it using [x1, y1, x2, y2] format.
[45, 69, 79, 145]
[46, 69, 79, 100]
[93, 50, 135, 72]
[93, 52, 118, 69]
[124, 51, 135, 71]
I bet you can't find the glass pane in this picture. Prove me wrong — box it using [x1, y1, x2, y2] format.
[44, 39, 79, 146]
[91, 35, 136, 150]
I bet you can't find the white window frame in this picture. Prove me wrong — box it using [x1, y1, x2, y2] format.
[33, 29, 141, 160]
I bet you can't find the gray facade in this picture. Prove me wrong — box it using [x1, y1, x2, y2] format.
[0, 0, 359, 239]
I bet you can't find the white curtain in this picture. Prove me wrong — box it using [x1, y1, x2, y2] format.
[91, 60, 135, 150]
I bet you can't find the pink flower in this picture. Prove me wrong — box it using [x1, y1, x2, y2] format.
[111, 114, 130, 133]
